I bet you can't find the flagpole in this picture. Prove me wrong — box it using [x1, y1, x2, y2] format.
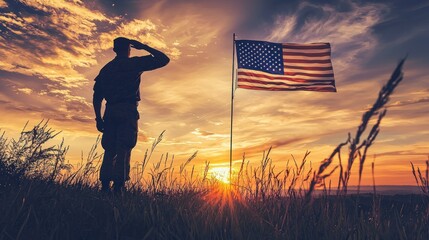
[229, 33, 236, 187]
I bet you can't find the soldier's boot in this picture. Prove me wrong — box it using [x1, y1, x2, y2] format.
[113, 180, 125, 195]
[101, 180, 111, 193]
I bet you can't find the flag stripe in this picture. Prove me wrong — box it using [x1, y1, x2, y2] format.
[283, 62, 333, 67]
[282, 43, 330, 49]
[283, 71, 334, 77]
[283, 48, 331, 54]
[237, 69, 334, 82]
[238, 84, 336, 92]
[282, 51, 331, 57]
[282, 55, 332, 61]
[284, 69, 334, 75]
[238, 77, 334, 85]
[238, 82, 335, 91]
[283, 59, 332, 64]
[238, 78, 335, 87]
[284, 65, 333, 71]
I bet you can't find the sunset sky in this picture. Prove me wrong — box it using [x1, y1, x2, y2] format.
[0, 0, 428, 185]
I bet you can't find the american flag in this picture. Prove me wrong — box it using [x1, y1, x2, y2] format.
[235, 40, 336, 92]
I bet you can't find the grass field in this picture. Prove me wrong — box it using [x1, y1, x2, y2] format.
[1, 177, 428, 239]
[1, 60, 428, 239]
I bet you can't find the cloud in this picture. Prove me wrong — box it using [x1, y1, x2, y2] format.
[0, 0, 113, 87]
[97, 19, 181, 59]
[267, 1, 385, 74]
[192, 128, 215, 137]
[233, 137, 309, 157]
[0, 0, 180, 89]
[138, 129, 149, 142]
[132, 0, 241, 59]
[42, 86, 92, 120]
[0, 75, 94, 126]
[388, 97, 429, 108]
[15, 88, 33, 94]
[377, 150, 429, 157]
[192, 128, 229, 139]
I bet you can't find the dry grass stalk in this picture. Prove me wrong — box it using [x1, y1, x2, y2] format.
[306, 59, 406, 198]
[411, 159, 429, 195]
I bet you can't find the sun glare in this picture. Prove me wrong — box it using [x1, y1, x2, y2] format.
[208, 167, 231, 184]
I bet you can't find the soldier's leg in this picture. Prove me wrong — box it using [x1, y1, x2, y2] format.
[100, 116, 117, 191]
[113, 114, 138, 191]
[113, 149, 131, 193]
[100, 150, 115, 191]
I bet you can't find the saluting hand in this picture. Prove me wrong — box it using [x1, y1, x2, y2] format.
[129, 39, 147, 50]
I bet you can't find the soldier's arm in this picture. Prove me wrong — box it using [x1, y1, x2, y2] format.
[93, 93, 103, 120]
[93, 75, 104, 132]
[130, 40, 170, 71]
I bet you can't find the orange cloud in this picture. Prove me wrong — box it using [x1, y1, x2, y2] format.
[15, 88, 33, 95]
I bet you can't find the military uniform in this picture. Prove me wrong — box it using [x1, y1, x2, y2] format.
[93, 55, 165, 184]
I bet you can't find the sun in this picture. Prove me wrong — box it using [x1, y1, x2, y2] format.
[208, 167, 231, 184]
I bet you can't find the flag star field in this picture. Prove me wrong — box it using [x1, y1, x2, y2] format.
[236, 40, 284, 74]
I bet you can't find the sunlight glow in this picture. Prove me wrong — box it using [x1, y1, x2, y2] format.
[208, 167, 231, 184]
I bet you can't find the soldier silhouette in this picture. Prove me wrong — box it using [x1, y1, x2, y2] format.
[93, 37, 169, 193]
